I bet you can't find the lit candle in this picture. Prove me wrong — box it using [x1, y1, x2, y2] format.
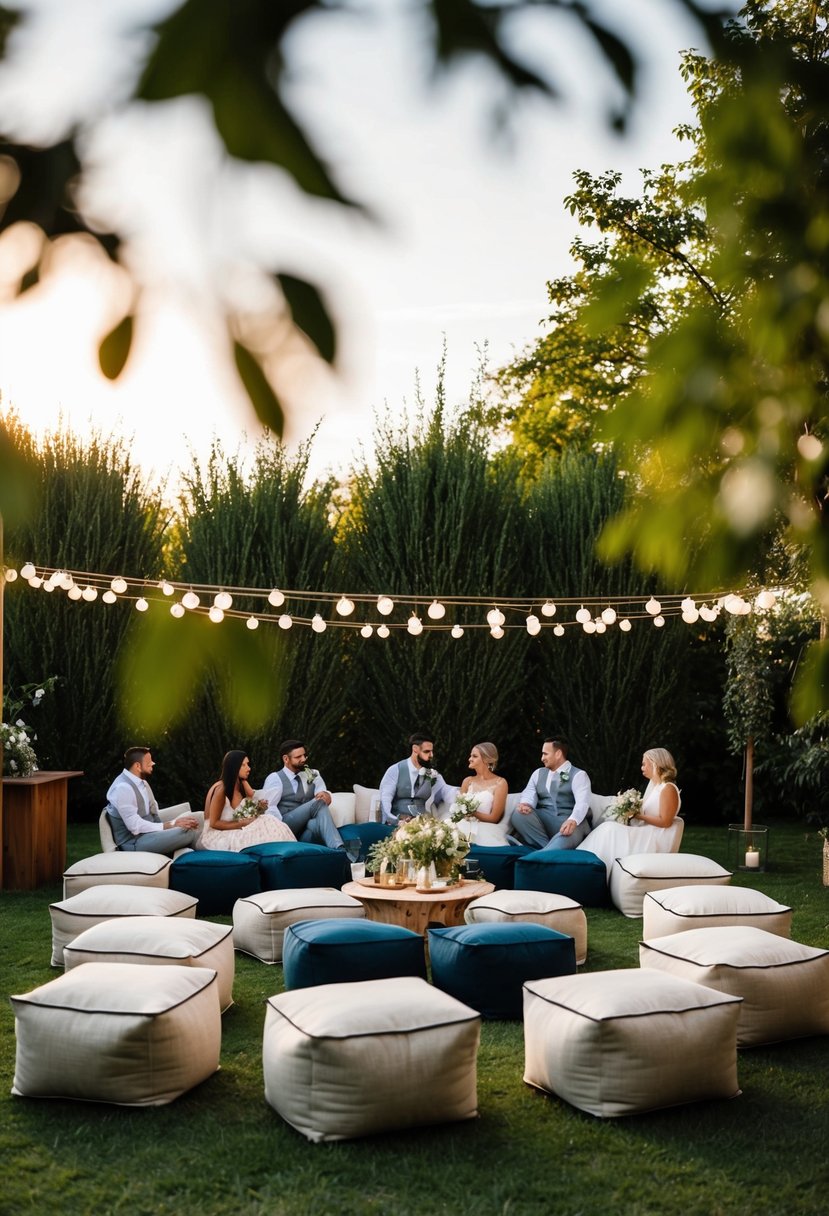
[745, 849, 760, 868]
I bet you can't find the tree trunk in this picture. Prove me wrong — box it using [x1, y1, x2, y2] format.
[743, 734, 754, 831]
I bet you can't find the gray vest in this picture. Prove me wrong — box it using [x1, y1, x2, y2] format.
[535, 766, 578, 817]
[391, 760, 428, 818]
[276, 769, 313, 814]
[107, 772, 160, 848]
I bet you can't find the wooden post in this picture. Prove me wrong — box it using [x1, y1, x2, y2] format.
[743, 734, 754, 832]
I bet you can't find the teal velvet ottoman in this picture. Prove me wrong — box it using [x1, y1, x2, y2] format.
[339, 823, 393, 862]
[169, 850, 261, 915]
[242, 841, 350, 890]
[465, 844, 530, 889]
[283, 919, 427, 989]
[514, 849, 608, 907]
[428, 922, 577, 1019]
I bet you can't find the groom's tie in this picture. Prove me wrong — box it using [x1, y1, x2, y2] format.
[412, 771, 420, 798]
[295, 774, 306, 801]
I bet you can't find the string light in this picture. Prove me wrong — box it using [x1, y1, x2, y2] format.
[102, 590, 117, 604]
[214, 591, 232, 611]
[360, 624, 374, 638]
[170, 602, 185, 618]
[526, 614, 541, 636]
[246, 615, 259, 630]
[575, 606, 591, 624]
[111, 576, 127, 594]
[407, 614, 423, 636]
[336, 596, 355, 616]
[653, 615, 665, 627]
[541, 600, 556, 617]
[490, 625, 504, 639]
[600, 607, 616, 625]
[20, 562, 35, 579]
[136, 597, 149, 613]
[4, 568, 18, 582]
[182, 590, 200, 610]
[646, 597, 661, 615]
[28, 575, 43, 588]
[160, 581, 175, 596]
[583, 619, 596, 634]
[377, 623, 390, 638]
[427, 600, 446, 620]
[311, 614, 327, 633]
[451, 624, 464, 638]
[619, 618, 632, 632]
[594, 619, 606, 634]
[268, 588, 285, 607]
[278, 614, 293, 630]
[377, 595, 394, 616]
[81, 586, 98, 602]
[208, 606, 223, 622]
[755, 590, 776, 610]
[486, 607, 505, 628]
[43, 580, 55, 593]
[67, 586, 82, 601]
[553, 624, 564, 636]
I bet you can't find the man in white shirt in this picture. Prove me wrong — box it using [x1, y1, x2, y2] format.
[105, 747, 200, 853]
[379, 733, 449, 825]
[262, 739, 344, 849]
[510, 736, 592, 850]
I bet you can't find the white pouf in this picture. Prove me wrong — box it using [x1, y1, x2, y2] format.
[63, 852, 172, 898]
[63, 916, 235, 1012]
[610, 853, 731, 918]
[464, 889, 588, 965]
[263, 976, 480, 1141]
[643, 884, 793, 941]
[233, 888, 365, 963]
[640, 926, 829, 1047]
[523, 968, 741, 1117]
[50, 885, 198, 967]
[11, 962, 221, 1106]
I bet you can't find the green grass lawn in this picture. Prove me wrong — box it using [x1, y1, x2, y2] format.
[1, 821, 828, 1216]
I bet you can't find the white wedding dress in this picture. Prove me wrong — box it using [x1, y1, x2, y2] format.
[201, 798, 295, 852]
[458, 788, 511, 848]
[577, 780, 683, 878]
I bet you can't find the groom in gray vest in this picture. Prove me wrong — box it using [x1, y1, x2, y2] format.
[262, 739, 345, 849]
[510, 736, 592, 850]
[105, 746, 200, 853]
[378, 732, 449, 824]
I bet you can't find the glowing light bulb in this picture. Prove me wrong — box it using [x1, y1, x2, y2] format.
[311, 614, 327, 633]
[451, 624, 464, 639]
[594, 620, 606, 634]
[67, 586, 83, 601]
[102, 590, 117, 604]
[182, 591, 200, 611]
[681, 596, 696, 613]
[246, 616, 259, 630]
[575, 606, 590, 624]
[111, 576, 127, 594]
[490, 625, 504, 639]
[170, 602, 185, 618]
[268, 588, 285, 607]
[278, 614, 293, 630]
[486, 607, 505, 628]
[619, 618, 632, 632]
[208, 606, 223, 623]
[601, 607, 617, 625]
[136, 597, 149, 613]
[28, 576, 43, 588]
[82, 586, 97, 601]
[653, 615, 665, 627]
[4, 567, 18, 582]
[553, 624, 564, 637]
[336, 596, 355, 616]
[43, 581, 55, 593]
[427, 600, 446, 620]
[377, 624, 390, 638]
[682, 607, 700, 623]
[407, 614, 423, 636]
[20, 562, 36, 579]
[699, 605, 717, 622]
[582, 620, 596, 634]
[360, 624, 374, 638]
[377, 595, 394, 616]
[645, 597, 661, 615]
[160, 581, 175, 596]
[526, 614, 541, 636]
[755, 590, 776, 610]
[214, 591, 232, 611]
[541, 600, 556, 617]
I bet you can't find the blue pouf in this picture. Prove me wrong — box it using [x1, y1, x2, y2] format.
[169, 850, 261, 915]
[283, 919, 427, 990]
[428, 923, 577, 1019]
[242, 841, 350, 890]
[466, 844, 530, 889]
[514, 849, 608, 907]
[339, 822, 393, 861]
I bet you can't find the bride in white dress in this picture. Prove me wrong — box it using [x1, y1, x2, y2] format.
[452, 742, 510, 847]
[578, 747, 682, 877]
[201, 750, 296, 852]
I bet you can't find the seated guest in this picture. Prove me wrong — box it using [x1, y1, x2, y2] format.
[450, 741, 510, 846]
[578, 747, 681, 877]
[379, 732, 450, 824]
[263, 740, 345, 849]
[510, 736, 591, 850]
[106, 746, 200, 854]
[201, 750, 295, 851]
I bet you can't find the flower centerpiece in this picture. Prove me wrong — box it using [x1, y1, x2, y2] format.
[231, 796, 268, 822]
[367, 814, 471, 885]
[1, 678, 57, 777]
[607, 788, 642, 823]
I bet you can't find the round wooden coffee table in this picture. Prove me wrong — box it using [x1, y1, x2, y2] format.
[341, 879, 495, 938]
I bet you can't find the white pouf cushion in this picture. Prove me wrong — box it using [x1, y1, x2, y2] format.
[63, 852, 172, 897]
[640, 926, 829, 1047]
[63, 916, 235, 1012]
[233, 888, 365, 963]
[11, 962, 221, 1106]
[610, 853, 731, 918]
[50, 885, 198, 967]
[643, 884, 793, 941]
[523, 969, 741, 1117]
[263, 976, 480, 1141]
[464, 890, 587, 965]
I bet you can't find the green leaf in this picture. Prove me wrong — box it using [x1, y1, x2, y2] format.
[581, 256, 654, 337]
[277, 273, 336, 364]
[98, 314, 134, 380]
[233, 340, 284, 435]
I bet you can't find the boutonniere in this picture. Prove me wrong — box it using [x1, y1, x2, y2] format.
[301, 766, 318, 784]
[559, 770, 569, 784]
[421, 767, 437, 785]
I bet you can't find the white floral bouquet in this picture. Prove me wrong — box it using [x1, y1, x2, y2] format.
[2, 678, 57, 777]
[607, 788, 642, 823]
[232, 796, 268, 822]
[449, 792, 481, 824]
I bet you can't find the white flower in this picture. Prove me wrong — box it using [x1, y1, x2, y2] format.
[15, 719, 25, 728]
[34, 689, 45, 699]
[10, 759, 17, 770]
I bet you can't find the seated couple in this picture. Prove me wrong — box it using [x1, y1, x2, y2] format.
[105, 741, 345, 856]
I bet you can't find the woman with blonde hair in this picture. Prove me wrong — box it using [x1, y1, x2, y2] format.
[577, 747, 682, 877]
[452, 741, 510, 847]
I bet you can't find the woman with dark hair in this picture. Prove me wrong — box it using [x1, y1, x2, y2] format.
[200, 750, 295, 851]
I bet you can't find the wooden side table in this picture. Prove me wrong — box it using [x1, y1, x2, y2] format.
[341, 879, 495, 938]
[1, 770, 83, 889]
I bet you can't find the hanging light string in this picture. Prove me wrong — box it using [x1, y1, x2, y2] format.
[1, 563, 785, 635]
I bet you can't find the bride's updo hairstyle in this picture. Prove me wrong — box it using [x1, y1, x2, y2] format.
[644, 747, 677, 783]
[475, 742, 499, 772]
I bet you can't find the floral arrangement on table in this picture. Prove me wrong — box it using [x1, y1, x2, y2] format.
[1, 678, 57, 777]
[232, 796, 268, 822]
[449, 791, 480, 825]
[366, 814, 471, 879]
[607, 788, 643, 824]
